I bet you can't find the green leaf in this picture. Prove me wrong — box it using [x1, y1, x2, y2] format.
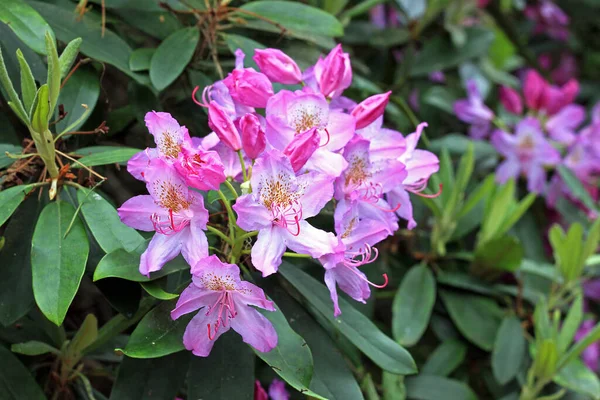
[31, 84, 49, 134]
[129, 48, 155, 72]
[239, 1, 344, 37]
[492, 316, 526, 385]
[141, 280, 179, 300]
[279, 263, 417, 375]
[558, 165, 598, 213]
[559, 320, 600, 368]
[268, 284, 363, 400]
[0, 0, 55, 55]
[11, 340, 60, 356]
[0, 45, 28, 123]
[16, 49, 36, 113]
[150, 27, 199, 91]
[222, 34, 266, 71]
[554, 358, 600, 400]
[110, 351, 190, 400]
[0, 144, 23, 168]
[72, 147, 141, 168]
[77, 188, 145, 254]
[439, 290, 502, 351]
[63, 314, 97, 368]
[392, 264, 436, 347]
[474, 235, 524, 273]
[411, 27, 495, 76]
[94, 247, 189, 282]
[0, 194, 43, 326]
[558, 294, 583, 354]
[0, 184, 36, 227]
[430, 134, 497, 162]
[187, 332, 254, 400]
[496, 193, 536, 238]
[421, 339, 467, 377]
[31, 201, 89, 326]
[29, 1, 147, 84]
[120, 300, 192, 358]
[58, 37, 82, 79]
[56, 68, 100, 134]
[422, 86, 458, 114]
[405, 375, 477, 400]
[45, 31, 60, 119]
[0, 345, 46, 399]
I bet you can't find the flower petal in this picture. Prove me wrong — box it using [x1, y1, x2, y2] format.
[118, 195, 164, 231]
[251, 227, 287, 277]
[139, 231, 184, 276]
[230, 300, 278, 353]
[183, 309, 230, 357]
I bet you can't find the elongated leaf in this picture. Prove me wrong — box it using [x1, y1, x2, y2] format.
[58, 37, 82, 79]
[558, 165, 598, 212]
[554, 358, 600, 400]
[0, 144, 22, 168]
[120, 300, 192, 358]
[77, 188, 145, 253]
[150, 27, 199, 91]
[72, 147, 141, 168]
[0, 45, 28, 123]
[56, 68, 100, 134]
[239, 1, 343, 38]
[0, 345, 46, 399]
[279, 263, 417, 375]
[405, 375, 477, 400]
[31, 201, 89, 325]
[0, 184, 36, 226]
[559, 320, 600, 368]
[110, 351, 189, 400]
[129, 48, 155, 72]
[474, 235, 524, 273]
[94, 247, 189, 282]
[31, 84, 49, 134]
[141, 280, 179, 300]
[187, 333, 254, 400]
[392, 264, 436, 346]
[0, 0, 54, 55]
[440, 290, 502, 351]
[45, 31, 60, 119]
[492, 316, 526, 384]
[422, 339, 467, 377]
[558, 294, 583, 354]
[11, 340, 60, 356]
[16, 49, 36, 113]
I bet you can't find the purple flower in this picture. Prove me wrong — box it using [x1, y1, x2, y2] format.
[491, 117, 561, 193]
[233, 150, 337, 276]
[118, 159, 209, 276]
[453, 80, 494, 139]
[268, 379, 290, 400]
[545, 104, 585, 146]
[525, 0, 569, 41]
[575, 319, 599, 372]
[171, 255, 277, 357]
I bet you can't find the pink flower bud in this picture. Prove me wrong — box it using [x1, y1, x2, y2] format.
[223, 69, 274, 108]
[315, 44, 352, 98]
[283, 128, 320, 172]
[175, 145, 226, 191]
[208, 101, 242, 151]
[499, 86, 523, 114]
[351, 91, 391, 129]
[239, 113, 266, 160]
[253, 48, 302, 85]
[541, 78, 579, 115]
[523, 69, 546, 111]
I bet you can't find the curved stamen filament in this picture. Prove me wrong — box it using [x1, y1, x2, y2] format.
[319, 128, 331, 148]
[407, 182, 443, 199]
[343, 244, 388, 288]
[192, 85, 213, 108]
[150, 210, 189, 235]
[205, 291, 237, 341]
[271, 201, 303, 236]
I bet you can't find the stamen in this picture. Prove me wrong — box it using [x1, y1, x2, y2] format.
[343, 245, 388, 288]
[407, 183, 443, 199]
[271, 201, 303, 236]
[192, 85, 213, 108]
[150, 212, 189, 235]
[319, 128, 331, 147]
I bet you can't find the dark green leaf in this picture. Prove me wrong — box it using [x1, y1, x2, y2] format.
[0, 43, 28, 123]
[429, 134, 497, 162]
[239, 1, 343, 38]
[0, 184, 36, 226]
[492, 316, 526, 384]
[474, 235, 524, 273]
[77, 188, 145, 253]
[110, 351, 189, 400]
[440, 289, 502, 351]
[279, 263, 417, 375]
[411, 27, 495, 76]
[129, 48, 155, 72]
[405, 375, 477, 400]
[187, 333, 254, 400]
[421, 339, 467, 377]
[554, 359, 600, 400]
[392, 264, 436, 347]
[222, 33, 266, 71]
[72, 147, 141, 168]
[120, 300, 192, 358]
[56, 68, 100, 133]
[141, 280, 179, 300]
[94, 247, 189, 282]
[0, 144, 23, 168]
[11, 340, 60, 356]
[558, 165, 598, 213]
[150, 27, 199, 91]
[0, 345, 46, 399]
[0, 0, 54, 55]
[31, 201, 89, 325]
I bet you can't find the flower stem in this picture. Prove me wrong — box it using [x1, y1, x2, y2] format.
[206, 225, 232, 245]
[237, 150, 248, 182]
[223, 179, 239, 199]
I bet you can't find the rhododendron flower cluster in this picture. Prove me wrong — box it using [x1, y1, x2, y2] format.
[454, 70, 600, 213]
[119, 45, 439, 357]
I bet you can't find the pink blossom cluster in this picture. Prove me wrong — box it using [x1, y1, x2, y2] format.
[454, 70, 600, 212]
[525, 0, 569, 41]
[118, 45, 439, 357]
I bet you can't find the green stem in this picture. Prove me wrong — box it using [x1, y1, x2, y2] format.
[391, 96, 430, 148]
[223, 179, 239, 199]
[282, 252, 311, 258]
[234, 230, 258, 246]
[237, 150, 248, 182]
[54, 106, 92, 142]
[217, 189, 237, 241]
[206, 225, 232, 245]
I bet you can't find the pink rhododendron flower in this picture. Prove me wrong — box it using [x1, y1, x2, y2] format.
[499, 86, 523, 115]
[492, 117, 561, 193]
[233, 150, 337, 276]
[351, 91, 392, 129]
[523, 70, 579, 116]
[255, 381, 268, 400]
[283, 127, 320, 172]
[240, 113, 267, 160]
[171, 255, 277, 357]
[268, 379, 290, 400]
[223, 66, 274, 108]
[453, 80, 494, 139]
[208, 101, 242, 151]
[174, 144, 226, 191]
[525, 0, 569, 41]
[253, 48, 302, 85]
[545, 104, 585, 145]
[311, 44, 352, 99]
[118, 159, 209, 276]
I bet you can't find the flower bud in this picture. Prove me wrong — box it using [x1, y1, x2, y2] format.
[524, 69, 546, 111]
[223, 69, 274, 108]
[239, 113, 266, 160]
[351, 91, 391, 129]
[175, 145, 226, 191]
[315, 44, 352, 98]
[253, 48, 302, 85]
[208, 101, 242, 151]
[283, 128, 320, 172]
[499, 86, 523, 114]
